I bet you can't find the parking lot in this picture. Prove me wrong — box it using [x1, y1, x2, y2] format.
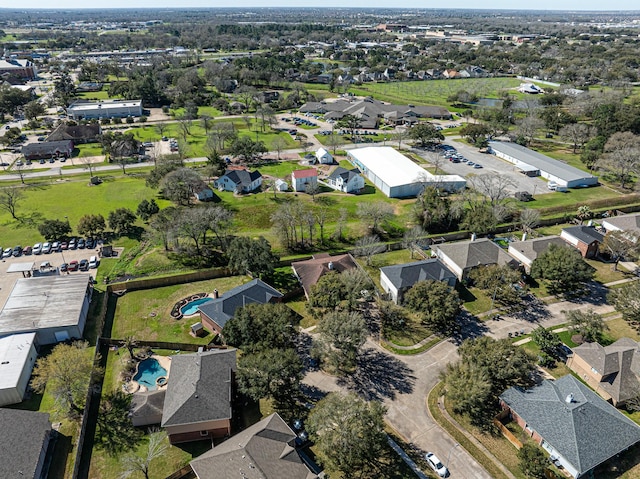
[416, 140, 554, 197]
[0, 246, 101, 309]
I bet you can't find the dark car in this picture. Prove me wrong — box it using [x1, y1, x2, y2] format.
[68, 260, 79, 271]
[85, 238, 95, 249]
[79, 259, 89, 271]
[77, 238, 86, 249]
[12, 245, 22, 256]
[60, 263, 68, 273]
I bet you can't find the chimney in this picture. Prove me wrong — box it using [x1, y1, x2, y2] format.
[470, 233, 477, 241]
[565, 393, 574, 404]
[328, 261, 334, 270]
[213, 289, 219, 299]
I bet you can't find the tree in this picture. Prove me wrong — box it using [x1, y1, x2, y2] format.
[175, 208, 209, 256]
[352, 234, 386, 266]
[441, 361, 492, 423]
[77, 214, 106, 238]
[222, 303, 298, 353]
[316, 310, 367, 374]
[566, 309, 607, 343]
[377, 299, 409, 336]
[518, 443, 548, 479]
[560, 123, 594, 154]
[79, 156, 97, 177]
[120, 336, 138, 360]
[108, 208, 137, 236]
[413, 186, 459, 233]
[95, 390, 142, 456]
[336, 114, 362, 139]
[119, 430, 168, 479]
[531, 244, 595, 296]
[271, 136, 287, 160]
[471, 173, 516, 207]
[38, 218, 72, 241]
[0, 186, 24, 220]
[598, 132, 640, 189]
[600, 230, 640, 270]
[229, 136, 267, 163]
[136, 199, 160, 222]
[23, 100, 46, 121]
[402, 226, 427, 259]
[404, 280, 461, 335]
[307, 393, 386, 477]
[149, 207, 179, 251]
[460, 123, 491, 145]
[226, 236, 278, 278]
[409, 122, 444, 147]
[160, 168, 206, 206]
[30, 341, 100, 416]
[356, 201, 394, 233]
[469, 264, 523, 311]
[609, 280, 640, 326]
[203, 204, 234, 251]
[576, 205, 592, 224]
[154, 123, 168, 139]
[237, 348, 303, 409]
[514, 115, 544, 145]
[519, 209, 540, 234]
[308, 269, 373, 314]
[531, 326, 562, 357]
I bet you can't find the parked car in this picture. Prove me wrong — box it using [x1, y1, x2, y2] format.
[85, 238, 95, 249]
[2, 247, 13, 258]
[77, 238, 85, 249]
[60, 241, 68, 251]
[39, 261, 52, 271]
[60, 263, 68, 273]
[51, 241, 60, 252]
[426, 452, 449, 478]
[69, 238, 77, 250]
[68, 260, 79, 271]
[88, 255, 99, 269]
[12, 245, 22, 256]
[42, 242, 52, 254]
[79, 259, 89, 271]
[23, 245, 32, 255]
[33, 242, 43, 255]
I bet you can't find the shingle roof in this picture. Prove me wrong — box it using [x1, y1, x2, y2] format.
[291, 253, 358, 297]
[328, 166, 360, 182]
[161, 349, 236, 427]
[198, 279, 283, 330]
[190, 413, 317, 479]
[603, 213, 640, 232]
[0, 408, 51, 479]
[222, 169, 262, 188]
[22, 140, 73, 157]
[435, 238, 518, 270]
[130, 389, 166, 422]
[380, 259, 456, 290]
[47, 123, 101, 142]
[562, 226, 605, 245]
[508, 236, 567, 263]
[500, 375, 640, 476]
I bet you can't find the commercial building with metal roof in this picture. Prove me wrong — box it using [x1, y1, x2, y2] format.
[488, 141, 598, 188]
[347, 146, 466, 198]
[0, 332, 37, 406]
[67, 99, 143, 120]
[0, 275, 92, 345]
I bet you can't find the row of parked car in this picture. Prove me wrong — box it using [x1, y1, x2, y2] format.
[440, 144, 483, 169]
[1, 237, 98, 259]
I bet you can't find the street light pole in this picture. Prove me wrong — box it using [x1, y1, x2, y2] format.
[446, 443, 460, 470]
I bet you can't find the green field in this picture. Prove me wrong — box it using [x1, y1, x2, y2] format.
[76, 90, 112, 101]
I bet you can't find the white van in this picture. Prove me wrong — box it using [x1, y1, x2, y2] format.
[547, 181, 558, 190]
[88, 256, 99, 269]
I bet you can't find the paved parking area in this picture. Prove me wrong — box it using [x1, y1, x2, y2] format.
[416, 140, 554, 198]
[0, 247, 100, 309]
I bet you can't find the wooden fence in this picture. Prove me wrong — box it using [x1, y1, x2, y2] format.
[493, 410, 523, 450]
[107, 267, 231, 293]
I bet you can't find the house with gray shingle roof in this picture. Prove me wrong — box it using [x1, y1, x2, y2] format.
[561, 225, 604, 258]
[567, 338, 640, 407]
[507, 236, 567, 273]
[602, 213, 640, 234]
[433, 238, 519, 281]
[500, 375, 640, 478]
[380, 259, 456, 304]
[327, 166, 364, 193]
[0, 408, 52, 479]
[215, 169, 263, 193]
[190, 412, 317, 479]
[292, 253, 358, 299]
[129, 389, 166, 427]
[197, 279, 283, 334]
[161, 349, 236, 444]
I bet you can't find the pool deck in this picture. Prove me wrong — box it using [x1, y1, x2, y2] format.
[181, 294, 212, 317]
[124, 353, 172, 394]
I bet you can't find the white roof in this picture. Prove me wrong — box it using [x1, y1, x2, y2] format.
[0, 333, 36, 390]
[6, 262, 35, 273]
[316, 147, 332, 158]
[349, 146, 465, 187]
[68, 100, 142, 112]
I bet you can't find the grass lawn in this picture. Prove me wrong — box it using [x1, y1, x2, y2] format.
[111, 276, 249, 343]
[384, 310, 433, 347]
[585, 258, 632, 284]
[76, 90, 112, 101]
[526, 186, 622, 211]
[458, 284, 493, 316]
[355, 248, 419, 291]
[75, 143, 105, 158]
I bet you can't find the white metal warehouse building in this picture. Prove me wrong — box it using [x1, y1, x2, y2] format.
[488, 141, 598, 188]
[0, 275, 93, 345]
[347, 146, 466, 198]
[0, 333, 37, 406]
[67, 99, 143, 120]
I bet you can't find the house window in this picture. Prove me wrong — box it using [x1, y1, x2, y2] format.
[200, 430, 209, 437]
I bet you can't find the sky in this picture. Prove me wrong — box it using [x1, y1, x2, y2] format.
[8, 1, 640, 11]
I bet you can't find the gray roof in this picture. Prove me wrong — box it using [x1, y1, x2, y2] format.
[380, 259, 456, 290]
[500, 375, 640, 476]
[328, 166, 361, 182]
[221, 169, 262, 188]
[161, 349, 236, 427]
[435, 238, 518, 270]
[47, 123, 101, 142]
[508, 236, 567, 263]
[572, 338, 640, 404]
[198, 279, 283, 329]
[0, 275, 91, 336]
[190, 413, 317, 479]
[603, 213, 640, 232]
[291, 253, 358, 297]
[562, 225, 605, 245]
[0, 408, 51, 479]
[130, 389, 166, 422]
[489, 141, 597, 184]
[22, 140, 73, 157]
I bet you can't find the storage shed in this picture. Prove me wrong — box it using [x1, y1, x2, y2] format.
[0, 333, 37, 406]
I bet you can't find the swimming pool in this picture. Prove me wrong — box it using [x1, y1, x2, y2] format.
[180, 297, 213, 316]
[133, 358, 167, 391]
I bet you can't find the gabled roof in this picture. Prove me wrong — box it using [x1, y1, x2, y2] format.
[130, 389, 166, 422]
[47, 123, 101, 142]
[22, 140, 73, 156]
[435, 238, 518, 270]
[161, 349, 236, 427]
[221, 169, 262, 187]
[0, 408, 51, 479]
[603, 213, 640, 232]
[315, 147, 332, 159]
[562, 225, 605, 245]
[508, 236, 567, 263]
[198, 279, 283, 329]
[292, 168, 318, 179]
[291, 253, 358, 297]
[190, 413, 317, 479]
[572, 338, 640, 404]
[500, 375, 640, 476]
[328, 166, 361, 182]
[380, 259, 456, 290]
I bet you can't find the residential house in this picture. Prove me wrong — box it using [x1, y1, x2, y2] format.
[194, 187, 214, 202]
[215, 169, 263, 194]
[190, 413, 318, 479]
[292, 253, 359, 299]
[518, 83, 544, 94]
[567, 338, 640, 407]
[291, 168, 318, 192]
[0, 409, 52, 479]
[602, 213, 640, 234]
[46, 123, 101, 143]
[326, 167, 364, 193]
[315, 147, 334, 165]
[560, 225, 604, 258]
[22, 140, 74, 161]
[161, 349, 236, 444]
[500, 375, 640, 478]
[0, 332, 37, 406]
[129, 389, 166, 427]
[433, 238, 519, 281]
[507, 236, 567, 273]
[198, 279, 283, 334]
[274, 179, 289, 192]
[380, 259, 456, 304]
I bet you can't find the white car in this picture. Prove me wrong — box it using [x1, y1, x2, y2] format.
[42, 242, 52, 254]
[88, 255, 99, 269]
[33, 242, 43, 255]
[426, 452, 449, 478]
